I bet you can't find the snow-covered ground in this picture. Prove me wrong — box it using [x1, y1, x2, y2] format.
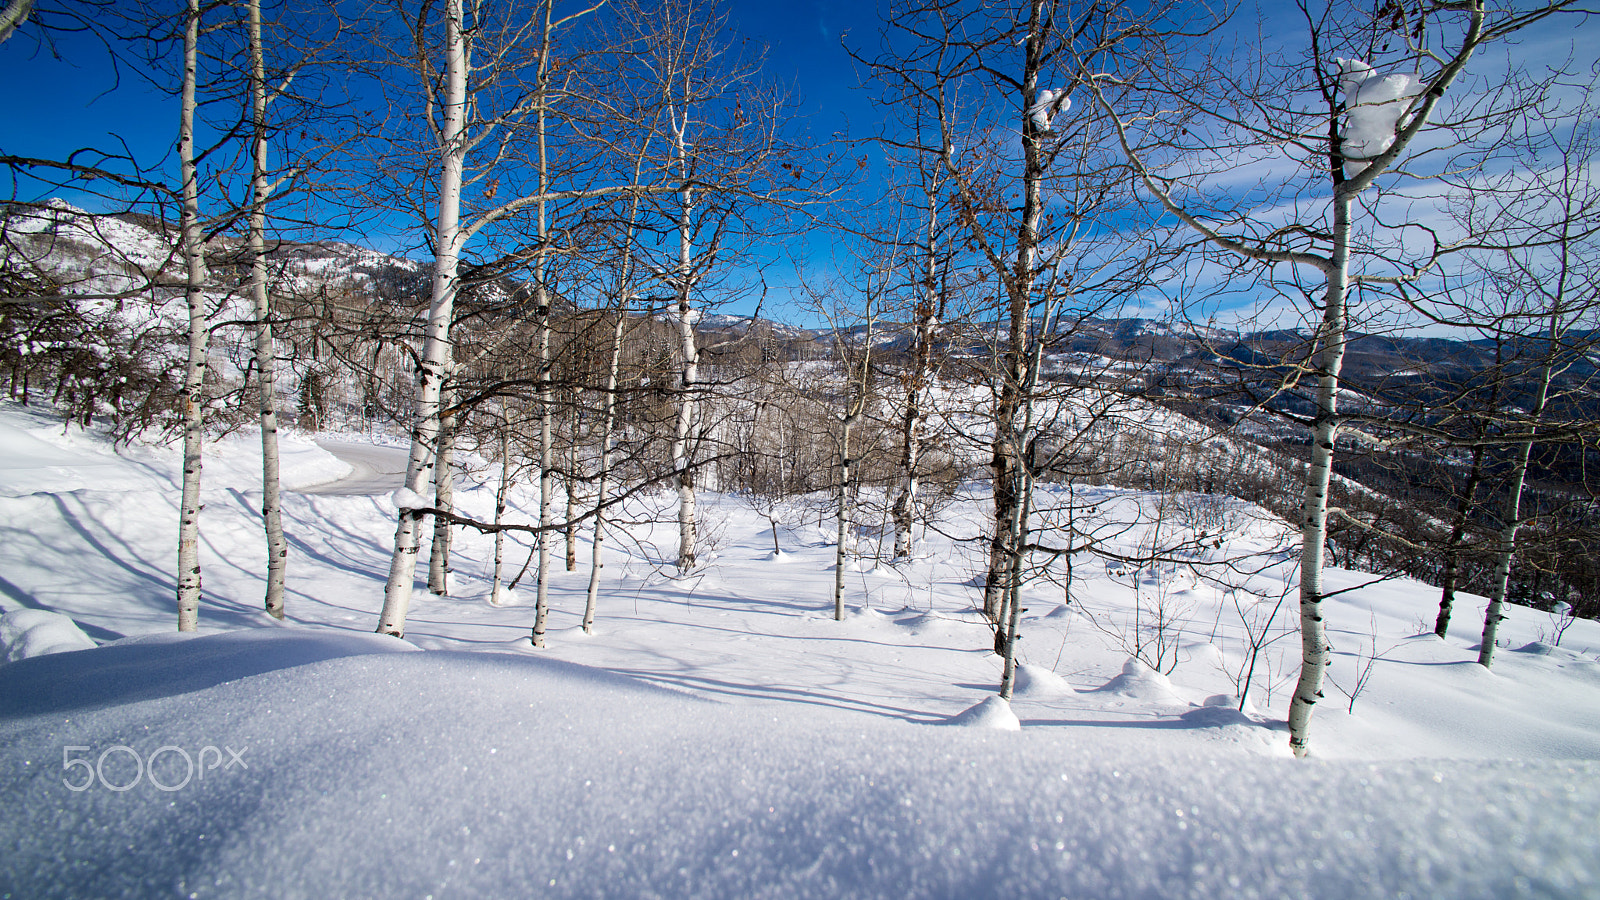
[2, 400, 1598, 897]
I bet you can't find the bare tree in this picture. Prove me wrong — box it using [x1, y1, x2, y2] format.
[801, 262, 887, 619]
[244, 0, 290, 618]
[583, 160, 654, 632]
[1459, 107, 1600, 666]
[370, 0, 675, 639]
[1090, 0, 1580, 756]
[243, 0, 346, 619]
[174, 0, 208, 632]
[863, 0, 1183, 703]
[842, 57, 961, 562]
[613, 0, 812, 575]
[888, 172, 952, 561]
[0, 0, 30, 44]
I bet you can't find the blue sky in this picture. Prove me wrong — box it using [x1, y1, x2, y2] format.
[0, 0, 883, 325]
[0, 2, 871, 155]
[0, 1, 880, 193]
[0, 21, 175, 179]
[3, 2, 1595, 332]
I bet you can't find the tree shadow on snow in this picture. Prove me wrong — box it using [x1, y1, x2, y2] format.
[0, 573, 126, 643]
[605, 667, 947, 724]
[225, 488, 391, 582]
[1021, 707, 1286, 732]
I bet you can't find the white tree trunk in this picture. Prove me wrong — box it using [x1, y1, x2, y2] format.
[1478, 349, 1554, 667]
[893, 193, 940, 560]
[998, 466, 1034, 700]
[528, 0, 558, 646]
[833, 417, 854, 620]
[892, 364, 926, 561]
[175, 0, 207, 633]
[532, 288, 554, 647]
[492, 423, 510, 603]
[565, 441, 578, 572]
[585, 311, 626, 633]
[377, 0, 467, 638]
[428, 388, 457, 596]
[671, 141, 699, 574]
[980, 1, 1047, 624]
[1286, 192, 1352, 758]
[247, 0, 287, 620]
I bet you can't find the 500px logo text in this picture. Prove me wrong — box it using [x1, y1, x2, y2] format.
[62, 744, 248, 792]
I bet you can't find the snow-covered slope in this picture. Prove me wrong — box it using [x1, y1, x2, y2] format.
[3, 628, 1597, 899]
[2, 401, 1599, 896]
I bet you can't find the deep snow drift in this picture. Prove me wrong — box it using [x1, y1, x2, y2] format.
[5, 629, 1597, 899]
[2, 402, 1599, 897]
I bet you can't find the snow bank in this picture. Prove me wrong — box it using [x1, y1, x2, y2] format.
[392, 486, 429, 510]
[0, 609, 96, 663]
[210, 430, 353, 491]
[1, 634, 1596, 899]
[0, 405, 170, 496]
[0, 628, 416, 718]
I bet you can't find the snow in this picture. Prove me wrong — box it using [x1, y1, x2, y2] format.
[944, 694, 1023, 730]
[2, 399, 1600, 896]
[0, 609, 96, 662]
[0, 404, 350, 498]
[1335, 58, 1425, 175]
[1027, 88, 1070, 133]
[1101, 657, 1185, 704]
[2, 633, 1598, 898]
[391, 486, 429, 510]
[1012, 661, 1077, 698]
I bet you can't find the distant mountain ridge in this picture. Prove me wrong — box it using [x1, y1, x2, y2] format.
[8, 201, 1593, 410]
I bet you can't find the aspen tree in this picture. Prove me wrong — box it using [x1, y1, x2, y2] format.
[246, 0, 288, 619]
[427, 383, 457, 595]
[891, 175, 948, 561]
[585, 156, 652, 633]
[376, 0, 469, 637]
[1091, 0, 1580, 754]
[616, 0, 809, 575]
[375, 0, 678, 638]
[1469, 108, 1600, 666]
[175, 0, 207, 632]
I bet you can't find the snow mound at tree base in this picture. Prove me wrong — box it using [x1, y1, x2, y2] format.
[3, 633, 1598, 899]
[1012, 663, 1076, 698]
[1099, 657, 1184, 703]
[943, 694, 1022, 730]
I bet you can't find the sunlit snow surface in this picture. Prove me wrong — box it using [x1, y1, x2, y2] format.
[3, 630, 1596, 899]
[2, 401, 1600, 897]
